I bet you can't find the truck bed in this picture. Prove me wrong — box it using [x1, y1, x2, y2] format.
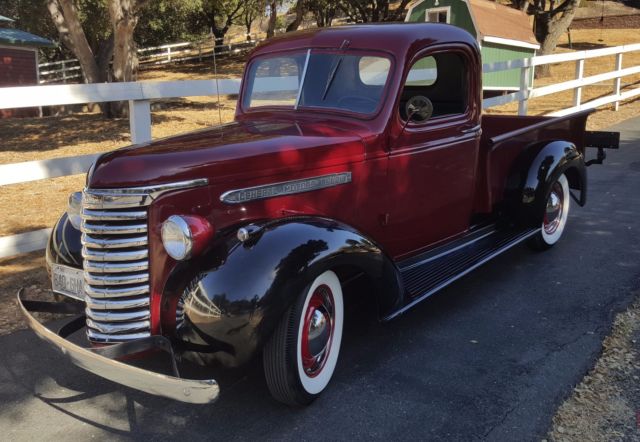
[475, 110, 593, 213]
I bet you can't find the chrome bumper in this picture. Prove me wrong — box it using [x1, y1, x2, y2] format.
[17, 289, 219, 404]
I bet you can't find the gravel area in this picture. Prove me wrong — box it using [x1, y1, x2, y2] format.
[549, 296, 640, 441]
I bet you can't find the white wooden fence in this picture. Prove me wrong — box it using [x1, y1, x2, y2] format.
[1, 42, 639, 258]
[38, 37, 259, 84]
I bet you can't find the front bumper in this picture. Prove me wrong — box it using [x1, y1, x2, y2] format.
[17, 289, 219, 404]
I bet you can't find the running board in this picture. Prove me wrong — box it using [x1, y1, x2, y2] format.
[385, 227, 540, 320]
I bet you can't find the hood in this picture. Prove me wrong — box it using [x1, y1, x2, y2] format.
[88, 119, 366, 188]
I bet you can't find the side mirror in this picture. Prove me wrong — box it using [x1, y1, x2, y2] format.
[405, 95, 433, 123]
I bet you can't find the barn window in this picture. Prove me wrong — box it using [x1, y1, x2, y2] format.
[426, 7, 450, 24]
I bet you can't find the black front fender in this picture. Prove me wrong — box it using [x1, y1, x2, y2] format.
[46, 212, 83, 270]
[168, 218, 402, 367]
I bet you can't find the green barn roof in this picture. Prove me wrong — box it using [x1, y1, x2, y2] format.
[0, 27, 55, 48]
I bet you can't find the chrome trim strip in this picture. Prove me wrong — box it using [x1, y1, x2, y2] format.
[86, 329, 152, 343]
[83, 178, 208, 209]
[18, 294, 219, 404]
[82, 209, 147, 221]
[86, 318, 150, 334]
[84, 284, 150, 298]
[85, 272, 149, 286]
[82, 233, 148, 249]
[82, 248, 148, 262]
[81, 221, 147, 235]
[294, 49, 311, 109]
[86, 296, 150, 310]
[84, 260, 149, 274]
[86, 308, 150, 322]
[220, 172, 352, 204]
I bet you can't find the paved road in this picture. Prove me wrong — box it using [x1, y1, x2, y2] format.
[1, 118, 640, 441]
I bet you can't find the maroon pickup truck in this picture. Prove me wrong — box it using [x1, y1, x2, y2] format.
[20, 23, 618, 406]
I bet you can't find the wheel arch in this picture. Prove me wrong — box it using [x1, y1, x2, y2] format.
[506, 140, 586, 227]
[166, 217, 403, 367]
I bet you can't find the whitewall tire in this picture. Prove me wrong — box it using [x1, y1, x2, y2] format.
[528, 173, 571, 250]
[263, 270, 344, 406]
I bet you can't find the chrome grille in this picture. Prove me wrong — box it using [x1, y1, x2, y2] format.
[80, 179, 209, 344]
[81, 205, 152, 343]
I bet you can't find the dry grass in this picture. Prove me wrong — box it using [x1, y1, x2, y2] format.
[0, 251, 51, 336]
[549, 296, 640, 441]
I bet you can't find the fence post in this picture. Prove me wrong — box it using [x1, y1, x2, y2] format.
[573, 58, 585, 108]
[167, 46, 172, 63]
[614, 52, 623, 111]
[518, 64, 531, 116]
[129, 100, 152, 144]
[61, 60, 67, 84]
[198, 42, 202, 62]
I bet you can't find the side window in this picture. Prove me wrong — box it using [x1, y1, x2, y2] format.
[399, 52, 468, 122]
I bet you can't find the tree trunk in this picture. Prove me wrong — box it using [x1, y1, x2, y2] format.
[267, 1, 278, 38]
[46, 0, 103, 84]
[286, 0, 305, 32]
[109, 0, 142, 116]
[534, 0, 580, 77]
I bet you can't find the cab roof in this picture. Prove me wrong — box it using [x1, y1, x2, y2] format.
[251, 23, 479, 58]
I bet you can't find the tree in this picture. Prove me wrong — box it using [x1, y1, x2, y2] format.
[202, 0, 244, 42]
[241, 0, 264, 40]
[510, 0, 581, 77]
[46, 0, 149, 116]
[310, 0, 338, 28]
[266, 0, 278, 38]
[285, 0, 306, 32]
[339, 0, 413, 23]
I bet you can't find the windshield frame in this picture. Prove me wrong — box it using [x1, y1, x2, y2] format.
[239, 48, 396, 120]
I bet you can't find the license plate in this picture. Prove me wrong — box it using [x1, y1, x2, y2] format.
[51, 264, 85, 301]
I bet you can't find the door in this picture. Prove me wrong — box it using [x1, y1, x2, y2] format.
[384, 49, 481, 258]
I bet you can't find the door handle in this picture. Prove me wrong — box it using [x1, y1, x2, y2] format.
[460, 124, 481, 134]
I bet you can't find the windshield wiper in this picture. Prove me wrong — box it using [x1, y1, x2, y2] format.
[321, 55, 343, 101]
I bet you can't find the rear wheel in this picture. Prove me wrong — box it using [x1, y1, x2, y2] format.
[263, 270, 344, 406]
[528, 173, 570, 251]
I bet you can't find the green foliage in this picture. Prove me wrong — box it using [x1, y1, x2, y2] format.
[136, 0, 209, 46]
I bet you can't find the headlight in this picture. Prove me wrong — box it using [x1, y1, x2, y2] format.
[161, 215, 214, 261]
[67, 191, 82, 230]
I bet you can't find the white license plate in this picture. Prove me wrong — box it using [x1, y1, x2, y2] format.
[51, 264, 85, 301]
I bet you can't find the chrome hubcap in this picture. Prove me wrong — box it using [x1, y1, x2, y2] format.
[544, 182, 564, 235]
[301, 285, 334, 377]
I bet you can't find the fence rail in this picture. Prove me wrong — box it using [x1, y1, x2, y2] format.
[38, 37, 259, 84]
[2, 42, 639, 258]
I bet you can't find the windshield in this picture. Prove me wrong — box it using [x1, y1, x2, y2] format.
[242, 50, 392, 115]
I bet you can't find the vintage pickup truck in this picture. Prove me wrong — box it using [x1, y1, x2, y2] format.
[19, 23, 618, 406]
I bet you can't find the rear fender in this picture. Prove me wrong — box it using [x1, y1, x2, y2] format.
[165, 217, 402, 367]
[507, 140, 586, 227]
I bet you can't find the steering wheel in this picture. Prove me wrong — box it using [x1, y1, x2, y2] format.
[336, 96, 378, 112]
[405, 95, 434, 123]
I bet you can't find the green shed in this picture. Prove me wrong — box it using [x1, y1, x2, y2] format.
[405, 0, 539, 92]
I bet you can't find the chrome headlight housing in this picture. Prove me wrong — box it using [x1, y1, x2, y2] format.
[161, 215, 193, 260]
[67, 191, 83, 230]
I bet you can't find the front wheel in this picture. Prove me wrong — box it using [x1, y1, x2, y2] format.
[528, 173, 571, 251]
[263, 270, 344, 406]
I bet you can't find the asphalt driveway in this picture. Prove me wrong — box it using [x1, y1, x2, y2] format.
[1, 117, 639, 441]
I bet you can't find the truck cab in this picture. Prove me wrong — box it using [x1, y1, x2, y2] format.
[20, 23, 617, 407]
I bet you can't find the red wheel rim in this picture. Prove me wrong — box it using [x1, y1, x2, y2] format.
[544, 181, 564, 235]
[300, 284, 335, 378]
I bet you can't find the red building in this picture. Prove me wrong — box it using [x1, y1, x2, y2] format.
[0, 15, 54, 117]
